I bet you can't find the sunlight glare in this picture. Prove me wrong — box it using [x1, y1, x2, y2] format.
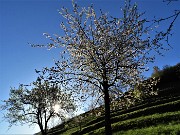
[54, 104, 60, 113]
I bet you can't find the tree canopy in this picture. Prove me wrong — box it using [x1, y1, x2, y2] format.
[151, 63, 180, 82]
[1, 79, 75, 135]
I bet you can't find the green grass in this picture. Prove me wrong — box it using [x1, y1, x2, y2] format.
[85, 111, 180, 135]
[45, 92, 180, 135]
[61, 127, 78, 135]
[84, 95, 180, 128]
[71, 99, 180, 135]
[113, 123, 180, 135]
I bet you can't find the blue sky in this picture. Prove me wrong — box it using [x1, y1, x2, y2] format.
[0, 0, 179, 134]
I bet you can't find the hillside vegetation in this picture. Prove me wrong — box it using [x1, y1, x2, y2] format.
[36, 63, 180, 135]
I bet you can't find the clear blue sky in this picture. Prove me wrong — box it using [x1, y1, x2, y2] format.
[0, 0, 179, 134]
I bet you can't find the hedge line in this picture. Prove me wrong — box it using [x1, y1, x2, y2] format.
[111, 94, 180, 118]
[111, 98, 180, 124]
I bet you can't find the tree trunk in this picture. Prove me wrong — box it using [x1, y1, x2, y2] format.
[39, 124, 46, 135]
[41, 130, 46, 135]
[38, 119, 46, 135]
[103, 83, 112, 135]
[44, 122, 48, 135]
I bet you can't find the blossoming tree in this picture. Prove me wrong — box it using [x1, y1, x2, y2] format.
[33, 0, 179, 134]
[1, 78, 75, 135]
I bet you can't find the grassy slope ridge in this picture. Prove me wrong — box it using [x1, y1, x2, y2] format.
[73, 99, 180, 135]
[92, 111, 180, 135]
[113, 123, 180, 135]
[45, 92, 180, 135]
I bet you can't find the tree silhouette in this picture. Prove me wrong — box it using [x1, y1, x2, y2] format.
[1, 78, 75, 135]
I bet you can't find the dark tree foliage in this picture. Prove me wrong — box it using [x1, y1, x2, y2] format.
[151, 63, 180, 97]
[151, 63, 180, 83]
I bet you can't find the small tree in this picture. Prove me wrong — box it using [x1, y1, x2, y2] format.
[0, 78, 75, 135]
[32, 0, 179, 134]
[74, 115, 84, 132]
[151, 66, 161, 78]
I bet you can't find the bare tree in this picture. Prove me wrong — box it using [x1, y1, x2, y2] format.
[32, 0, 179, 134]
[163, 0, 179, 5]
[0, 78, 75, 135]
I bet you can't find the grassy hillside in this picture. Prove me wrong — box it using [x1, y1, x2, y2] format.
[35, 63, 180, 135]
[41, 89, 180, 135]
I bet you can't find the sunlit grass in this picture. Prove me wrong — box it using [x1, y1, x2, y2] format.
[85, 111, 180, 135]
[113, 123, 180, 135]
[46, 96, 180, 135]
[60, 127, 78, 135]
